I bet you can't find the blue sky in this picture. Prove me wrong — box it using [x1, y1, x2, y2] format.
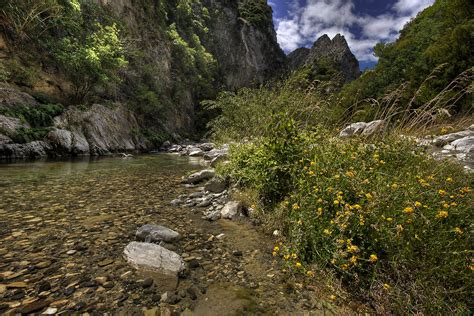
[268, 0, 434, 69]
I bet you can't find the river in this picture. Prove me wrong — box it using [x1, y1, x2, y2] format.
[0, 154, 353, 315]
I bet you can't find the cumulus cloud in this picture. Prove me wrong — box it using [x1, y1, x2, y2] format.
[274, 0, 434, 63]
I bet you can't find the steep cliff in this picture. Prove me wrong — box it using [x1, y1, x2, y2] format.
[288, 34, 361, 83]
[0, 0, 284, 145]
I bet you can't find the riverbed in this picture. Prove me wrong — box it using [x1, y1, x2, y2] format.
[0, 154, 355, 315]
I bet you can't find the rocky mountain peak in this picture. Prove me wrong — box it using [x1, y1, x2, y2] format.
[288, 33, 361, 83]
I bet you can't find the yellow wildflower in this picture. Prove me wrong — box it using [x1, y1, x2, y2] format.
[396, 224, 404, 234]
[317, 198, 323, 203]
[291, 253, 297, 259]
[365, 193, 373, 200]
[383, 283, 391, 290]
[273, 246, 279, 252]
[334, 174, 340, 179]
[391, 183, 398, 189]
[369, 254, 378, 263]
[373, 154, 380, 160]
[386, 217, 393, 222]
[292, 203, 300, 210]
[306, 270, 315, 277]
[453, 227, 463, 235]
[272, 251, 277, 257]
[443, 203, 450, 209]
[349, 256, 358, 264]
[362, 179, 370, 184]
[436, 211, 449, 219]
[341, 264, 349, 270]
[308, 170, 315, 176]
[345, 171, 355, 177]
[353, 204, 362, 210]
[295, 262, 302, 268]
[379, 160, 386, 165]
[329, 295, 337, 301]
[284, 254, 290, 260]
[348, 245, 359, 253]
[310, 161, 316, 166]
[323, 229, 332, 236]
[317, 208, 323, 216]
[403, 207, 414, 214]
[414, 201, 422, 208]
[438, 189, 447, 196]
[446, 177, 453, 183]
[333, 200, 340, 205]
[460, 187, 471, 194]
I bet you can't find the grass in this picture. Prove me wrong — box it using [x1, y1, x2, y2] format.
[215, 115, 473, 314]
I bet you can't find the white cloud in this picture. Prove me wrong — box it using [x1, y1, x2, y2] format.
[274, 0, 435, 63]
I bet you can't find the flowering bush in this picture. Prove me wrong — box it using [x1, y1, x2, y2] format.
[221, 118, 473, 314]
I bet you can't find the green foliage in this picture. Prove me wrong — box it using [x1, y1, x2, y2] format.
[10, 127, 52, 143]
[204, 69, 338, 141]
[221, 118, 473, 313]
[238, 0, 273, 27]
[53, 22, 127, 101]
[339, 0, 474, 117]
[0, 103, 64, 127]
[142, 129, 170, 147]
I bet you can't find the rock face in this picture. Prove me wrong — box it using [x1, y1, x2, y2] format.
[53, 104, 149, 156]
[123, 242, 185, 290]
[203, 0, 286, 89]
[0, 114, 30, 138]
[288, 34, 361, 83]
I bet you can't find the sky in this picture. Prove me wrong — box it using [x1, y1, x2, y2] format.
[268, 0, 434, 69]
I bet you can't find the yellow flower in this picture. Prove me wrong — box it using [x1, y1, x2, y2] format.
[348, 245, 359, 253]
[353, 204, 362, 210]
[295, 262, 302, 268]
[341, 264, 349, 270]
[297, 219, 303, 225]
[365, 193, 373, 200]
[414, 201, 422, 208]
[446, 177, 453, 183]
[383, 283, 391, 290]
[443, 203, 450, 209]
[313, 186, 320, 192]
[396, 224, 404, 233]
[329, 295, 337, 301]
[386, 217, 393, 222]
[460, 187, 471, 194]
[403, 207, 414, 214]
[308, 170, 315, 176]
[310, 161, 316, 166]
[373, 154, 380, 160]
[333, 200, 340, 205]
[292, 203, 300, 210]
[379, 160, 386, 165]
[273, 246, 280, 252]
[453, 227, 463, 235]
[272, 251, 277, 257]
[323, 229, 332, 236]
[349, 256, 358, 264]
[391, 183, 399, 189]
[436, 211, 448, 219]
[438, 189, 447, 196]
[317, 198, 323, 203]
[306, 270, 315, 277]
[284, 254, 290, 260]
[345, 171, 355, 177]
[291, 253, 297, 259]
[317, 207, 323, 216]
[362, 179, 370, 184]
[369, 254, 378, 263]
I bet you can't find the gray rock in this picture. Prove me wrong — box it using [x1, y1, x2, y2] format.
[221, 201, 242, 219]
[339, 122, 367, 138]
[123, 242, 185, 288]
[170, 199, 182, 206]
[188, 147, 204, 157]
[197, 143, 214, 151]
[362, 120, 385, 136]
[46, 128, 74, 154]
[451, 136, 473, 154]
[136, 224, 181, 243]
[183, 169, 215, 184]
[203, 148, 229, 161]
[432, 130, 474, 146]
[0, 114, 30, 138]
[210, 154, 229, 167]
[205, 177, 227, 193]
[0, 133, 12, 145]
[0, 141, 51, 159]
[204, 209, 221, 221]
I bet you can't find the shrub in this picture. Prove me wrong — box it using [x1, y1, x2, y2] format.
[221, 118, 473, 314]
[0, 103, 64, 127]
